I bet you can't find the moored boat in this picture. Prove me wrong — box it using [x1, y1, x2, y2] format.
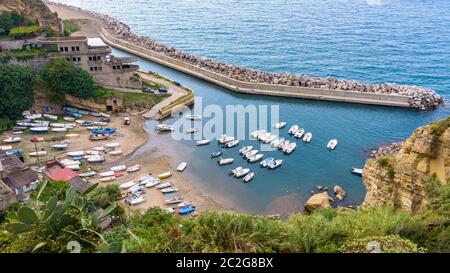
[100, 170, 115, 177]
[218, 134, 235, 144]
[243, 172, 255, 183]
[28, 151, 47, 157]
[260, 157, 274, 168]
[186, 128, 199, 134]
[108, 150, 123, 156]
[161, 187, 178, 193]
[294, 128, 305, 139]
[156, 124, 175, 131]
[244, 149, 258, 159]
[239, 145, 253, 154]
[185, 114, 202, 120]
[79, 171, 97, 177]
[52, 144, 68, 150]
[234, 168, 250, 178]
[218, 157, 234, 165]
[351, 168, 363, 176]
[110, 165, 127, 172]
[156, 182, 171, 189]
[303, 132, 312, 143]
[225, 139, 239, 148]
[210, 150, 223, 158]
[288, 125, 299, 135]
[29, 127, 49, 133]
[176, 162, 187, 172]
[268, 159, 283, 169]
[273, 122, 287, 129]
[248, 153, 264, 163]
[3, 137, 22, 144]
[327, 139, 338, 150]
[196, 139, 210, 146]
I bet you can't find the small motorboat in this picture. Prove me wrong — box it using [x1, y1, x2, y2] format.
[177, 201, 192, 208]
[12, 131, 23, 135]
[13, 126, 27, 131]
[64, 123, 76, 129]
[81, 121, 94, 127]
[43, 114, 58, 120]
[270, 138, 282, 148]
[85, 150, 100, 155]
[251, 130, 261, 139]
[0, 145, 13, 151]
[186, 128, 199, 134]
[63, 117, 75, 122]
[3, 137, 22, 144]
[127, 196, 145, 205]
[120, 181, 136, 189]
[138, 174, 152, 182]
[30, 137, 45, 143]
[196, 139, 210, 146]
[59, 159, 80, 167]
[234, 168, 250, 178]
[127, 164, 141, 173]
[283, 142, 297, 154]
[65, 133, 80, 138]
[303, 132, 312, 143]
[165, 197, 183, 204]
[218, 134, 235, 144]
[263, 134, 277, 144]
[268, 159, 283, 169]
[161, 187, 178, 193]
[351, 168, 363, 176]
[105, 142, 120, 148]
[156, 182, 172, 189]
[185, 114, 202, 120]
[257, 132, 270, 142]
[176, 205, 196, 215]
[29, 151, 47, 157]
[51, 127, 68, 133]
[177, 162, 187, 172]
[244, 149, 258, 159]
[260, 157, 274, 168]
[100, 176, 116, 182]
[66, 164, 81, 171]
[239, 146, 253, 154]
[225, 139, 239, 148]
[114, 172, 125, 177]
[108, 150, 123, 156]
[288, 125, 299, 135]
[29, 127, 49, 133]
[145, 179, 160, 188]
[100, 170, 115, 177]
[294, 128, 305, 139]
[111, 165, 127, 172]
[50, 123, 65, 128]
[86, 155, 105, 163]
[218, 158, 234, 165]
[229, 166, 243, 176]
[273, 122, 287, 129]
[67, 151, 85, 157]
[92, 146, 105, 151]
[248, 153, 264, 163]
[210, 150, 223, 158]
[327, 139, 338, 150]
[79, 171, 97, 177]
[158, 171, 172, 179]
[278, 140, 290, 150]
[243, 172, 255, 183]
[156, 124, 175, 131]
[91, 127, 116, 135]
[89, 134, 109, 141]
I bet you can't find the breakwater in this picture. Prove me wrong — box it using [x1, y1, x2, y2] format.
[47, 1, 444, 110]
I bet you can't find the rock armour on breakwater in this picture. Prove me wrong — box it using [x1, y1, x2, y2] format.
[47, 1, 444, 110]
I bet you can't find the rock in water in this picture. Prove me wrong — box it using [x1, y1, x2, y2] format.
[333, 185, 347, 200]
[304, 192, 331, 212]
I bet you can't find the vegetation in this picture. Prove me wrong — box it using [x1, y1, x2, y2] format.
[8, 25, 42, 38]
[430, 116, 450, 136]
[0, 11, 31, 36]
[89, 185, 121, 210]
[6, 44, 58, 61]
[378, 157, 389, 167]
[93, 87, 169, 105]
[63, 20, 80, 36]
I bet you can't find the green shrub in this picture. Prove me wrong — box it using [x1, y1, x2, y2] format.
[378, 157, 390, 167]
[430, 116, 450, 136]
[339, 235, 426, 253]
[63, 20, 80, 36]
[9, 25, 42, 38]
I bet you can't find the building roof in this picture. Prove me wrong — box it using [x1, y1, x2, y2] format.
[69, 177, 92, 194]
[3, 167, 39, 190]
[0, 150, 23, 172]
[43, 161, 77, 182]
[0, 179, 13, 197]
[37, 36, 88, 44]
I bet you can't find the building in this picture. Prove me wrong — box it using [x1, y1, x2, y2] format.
[0, 179, 15, 211]
[43, 161, 92, 194]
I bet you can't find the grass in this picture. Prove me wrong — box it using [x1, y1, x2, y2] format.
[142, 79, 165, 90]
[63, 20, 80, 36]
[93, 87, 169, 105]
[430, 116, 450, 136]
[6, 45, 57, 61]
[8, 25, 42, 38]
[378, 157, 390, 167]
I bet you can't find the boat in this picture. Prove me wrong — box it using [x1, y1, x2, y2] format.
[12, 126, 27, 131]
[257, 132, 270, 142]
[91, 127, 116, 135]
[111, 165, 127, 172]
[51, 127, 67, 132]
[288, 125, 299, 135]
[270, 138, 282, 148]
[243, 172, 255, 183]
[165, 197, 183, 204]
[43, 114, 58, 120]
[79, 171, 97, 177]
[120, 181, 136, 189]
[90, 112, 102, 117]
[260, 157, 274, 168]
[145, 179, 160, 188]
[268, 159, 283, 169]
[177, 201, 192, 208]
[3, 137, 22, 144]
[156, 182, 172, 189]
[127, 164, 141, 173]
[251, 130, 261, 139]
[273, 122, 287, 129]
[238, 146, 253, 154]
[28, 151, 47, 157]
[264, 134, 277, 144]
[105, 142, 120, 148]
[225, 139, 239, 148]
[210, 150, 223, 158]
[186, 128, 199, 134]
[127, 196, 145, 205]
[248, 153, 264, 163]
[89, 134, 108, 141]
[327, 139, 338, 150]
[196, 139, 210, 146]
[108, 150, 123, 156]
[30, 137, 45, 143]
[80, 121, 94, 127]
[218, 134, 235, 144]
[351, 168, 363, 176]
[100, 170, 115, 177]
[185, 114, 202, 120]
[86, 155, 105, 163]
[218, 158, 234, 165]
[158, 171, 172, 179]
[50, 123, 65, 128]
[229, 166, 243, 176]
[59, 159, 80, 167]
[0, 145, 13, 151]
[66, 164, 80, 171]
[278, 140, 290, 150]
[29, 127, 49, 133]
[67, 151, 85, 157]
[114, 172, 125, 177]
[92, 146, 105, 151]
[294, 128, 305, 139]
[63, 117, 75, 122]
[52, 144, 68, 150]
[64, 124, 76, 129]
[244, 150, 258, 159]
[85, 150, 100, 155]
[156, 124, 175, 131]
[177, 162, 187, 172]
[161, 187, 178, 193]
[176, 205, 196, 215]
[138, 174, 152, 182]
[12, 131, 23, 135]
[283, 142, 297, 154]
[303, 132, 312, 143]
[234, 168, 250, 178]
[65, 133, 80, 138]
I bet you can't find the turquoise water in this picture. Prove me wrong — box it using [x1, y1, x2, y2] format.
[62, 0, 450, 214]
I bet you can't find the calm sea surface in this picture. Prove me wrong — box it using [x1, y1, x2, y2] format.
[58, 0, 450, 214]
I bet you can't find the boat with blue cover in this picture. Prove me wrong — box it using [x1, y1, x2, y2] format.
[91, 127, 117, 134]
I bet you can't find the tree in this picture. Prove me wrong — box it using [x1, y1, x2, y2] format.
[89, 184, 122, 209]
[40, 58, 96, 103]
[0, 11, 25, 35]
[0, 64, 35, 119]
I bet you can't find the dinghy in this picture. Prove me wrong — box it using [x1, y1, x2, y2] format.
[108, 150, 123, 156]
[111, 165, 127, 172]
[120, 181, 136, 189]
[100, 170, 115, 177]
[196, 139, 210, 146]
[243, 172, 255, 183]
[218, 134, 235, 144]
[270, 138, 282, 148]
[12, 131, 23, 135]
[176, 205, 196, 215]
[210, 150, 223, 158]
[239, 146, 253, 154]
[3, 137, 22, 144]
[127, 164, 141, 173]
[248, 154, 264, 163]
[51, 127, 67, 132]
[89, 134, 108, 141]
[138, 174, 153, 182]
[278, 140, 289, 150]
[234, 168, 250, 178]
[294, 128, 305, 139]
[288, 125, 299, 135]
[63, 117, 75, 122]
[105, 142, 120, 148]
[29, 151, 47, 157]
[100, 176, 116, 182]
[59, 159, 80, 167]
[273, 122, 287, 129]
[66, 164, 80, 171]
[44, 114, 58, 120]
[156, 124, 175, 131]
[144, 179, 160, 188]
[65, 133, 80, 138]
[225, 139, 239, 148]
[260, 157, 274, 168]
[177, 162, 187, 172]
[268, 159, 283, 169]
[158, 171, 172, 179]
[283, 142, 297, 154]
[92, 146, 105, 151]
[303, 132, 312, 143]
[244, 150, 258, 159]
[177, 201, 192, 208]
[186, 128, 199, 134]
[156, 182, 172, 189]
[264, 134, 277, 144]
[161, 187, 178, 193]
[85, 150, 100, 155]
[229, 166, 243, 176]
[67, 151, 85, 157]
[218, 158, 234, 165]
[327, 139, 338, 150]
[52, 144, 68, 150]
[50, 123, 65, 128]
[29, 127, 49, 133]
[165, 197, 183, 204]
[79, 171, 97, 177]
[86, 155, 105, 163]
[127, 196, 145, 205]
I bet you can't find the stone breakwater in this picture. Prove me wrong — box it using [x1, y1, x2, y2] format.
[47, 1, 444, 110]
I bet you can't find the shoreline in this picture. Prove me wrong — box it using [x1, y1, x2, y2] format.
[45, 1, 443, 110]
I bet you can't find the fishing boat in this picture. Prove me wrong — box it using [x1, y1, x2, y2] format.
[185, 114, 202, 120]
[63, 117, 75, 122]
[3, 137, 22, 144]
[145, 179, 160, 188]
[273, 122, 287, 129]
[351, 168, 363, 176]
[260, 157, 274, 168]
[89, 134, 108, 141]
[50, 123, 65, 128]
[218, 158, 234, 165]
[327, 139, 338, 150]
[156, 182, 172, 189]
[29, 151, 47, 157]
[218, 134, 235, 144]
[66, 164, 80, 171]
[165, 197, 183, 204]
[225, 139, 239, 148]
[283, 142, 297, 154]
[120, 181, 136, 189]
[108, 150, 123, 156]
[268, 159, 283, 169]
[79, 171, 97, 177]
[248, 154, 264, 163]
[176, 205, 196, 215]
[29, 127, 49, 133]
[65, 133, 80, 138]
[52, 144, 68, 150]
[51, 127, 67, 132]
[186, 128, 199, 134]
[67, 151, 85, 157]
[111, 165, 127, 172]
[177, 162, 187, 172]
[105, 142, 120, 148]
[100, 170, 115, 177]
[239, 145, 253, 154]
[158, 171, 172, 179]
[288, 125, 299, 135]
[303, 132, 312, 143]
[243, 172, 255, 183]
[161, 187, 178, 193]
[234, 168, 250, 178]
[244, 150, 258, 159]
[86, 155, 105, 163]
[127, 164, 141, 173]
[127, 196, 145, 205]
[156, 124, 175, 131]
[196, 139, 210, 146]
[43, 114, 58, 120]
[177, 201, 192, 208]
[210, 150, 223, 158]
[294, 128, 305, 139]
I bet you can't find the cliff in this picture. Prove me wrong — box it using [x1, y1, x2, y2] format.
[0, 0, 62, 34]
[362, 117, 450, 213]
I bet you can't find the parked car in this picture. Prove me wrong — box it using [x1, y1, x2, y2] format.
[159, 87, 168, 93]
[143, 87, 155, 93]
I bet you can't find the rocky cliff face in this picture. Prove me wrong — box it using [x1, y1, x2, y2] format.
[362, 120, 450, 213]
[0, 0, 62, 34]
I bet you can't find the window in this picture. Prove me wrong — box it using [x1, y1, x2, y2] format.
[112, 66, 116, 70]
[71, 47, 75, 51]
[89, 67, 93, 71]
[77, 57, 81, 62]
[72, 57, 76, 62]
[98, 66, 102, 71]
[76, 46, 80, 51]
[66, 58, 70, 62]
[94, 67, 98, 71]
[59, 47, 64, 52]
[64, 47, 68, 52]
[88, 56, 92, 61]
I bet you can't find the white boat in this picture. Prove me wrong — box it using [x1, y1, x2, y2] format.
[196, 139, 210, 146]
[218, 134, 235, 144]
[50, 123, 65, 128]
[243, 172, 255, 183]
[111, 165, 127, 172]
[75, 120, 85, 124]
[250, 130, 261, 139]
[12, 131, 23, 135]
[186, 128, 199, 134]
[268, 159, 283, 169]
[185, 114, 202, 120]
[86, 155, 105, 163]
[52, 144, 68, 150]
[264, 134, 277, 144]
[177, 201, 192, 208]
[244, 150, 258, 159]
[65, 133, 80, 138]
[138, 174, 152, 182]
[218, 158, 234, 165]
[105, 142, 120, 148]
[161, 187, 178, 193]
[303, 132, 312, 143]
[108, 150, 123, 156]
[225, 139, 239, 148]
[51, 127, 68, 132]
[283, 142, 297, 154]
[156, 124, 175, 131]
[239, 146, 253, 154]
[44, 114, 58, 120]
[234, 168, 250, 178]
[271, 138, 284, 148]
[257, 132, 270, 141]
[29, 151, 47, 157]
[120, 181, 136, 189]
[127, 164, 141, 173]
[100, 176, 116, 182]
[29, 127, 49, 133]
[0, 145, 13, 151]
[273, 122, 287, 129]
[158, 171, 172, 179]
[3, 137, 22, 144]
[66, 164, 80, 171]
[25, 113, 42, 120]
[59, 159, 80, 167]
[352, 168, 363, 175]
[63, 117, 75, 122]
[79, 171, 97, 177]
[67, 151, 85, 157]
[327, 139, 338, 150]
[85, 150, 100, 155]
[92, 146, 105, 151]
[288, 125, 299, 135]
[248, 153, 264, 163]
[156, 182, 172, 189]
[165, 197, 183, 204]
[128, 196, 145, 205]
[100, 170, 115, 177]
[278, 140, 290, 150]
[260, 157, 274, 168]
[294, 128, 305, 139]
[145, 179, 160, 188]
[177, 162, 187, 172]
[64, 124, 76, 129]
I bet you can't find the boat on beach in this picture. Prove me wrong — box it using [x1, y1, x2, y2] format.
[156, 182, 172, 189]
[288, 125, 299, 135]
[105, 142, 120, 148]
[3, 137, 22, 144]
[111, 165, 127, 172]
[145, 179, 160, 188]
[100, 170, 115, 177]
[177, 201, 192, 208]
[65, 133, 80, 138]
[327, 139, 338, 150]
[85, 150, 100, 155]
[303, 132, 313, 143]
[43, 114, 58, 120]
[127, 196, 145, 205]
[64, 117, 75, 122]
[120, 181, 136, 189]
[177, 162, 187, 172]
[158, 171, 172, 179]
[66, 164, 80, 171]
[100, 176, 116, 182]
[165, 197, 183, 204]
[67, 151, 85, 157]
[51, 127, 68, 132]
[29, 151, 47, 157]
[92, 146, 105, 151]
[86, 155, 105, 163]
[196, 139, 210, 146]
[218, 158, 234, 165]
[127, 164, 141, 173]
[108, 150, 123, 156]
[89, 134, 109, 141]
[79, 171, 97, 177]
[161, 187, 178, 193]
[50, 123, 65, 128]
